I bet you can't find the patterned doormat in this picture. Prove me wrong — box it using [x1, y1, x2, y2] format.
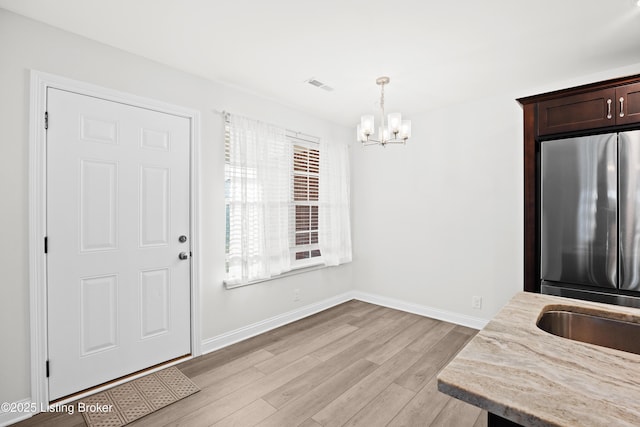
[78, 366, 199, 427]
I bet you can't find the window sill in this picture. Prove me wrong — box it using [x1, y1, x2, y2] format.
[223, 260, 326, 290]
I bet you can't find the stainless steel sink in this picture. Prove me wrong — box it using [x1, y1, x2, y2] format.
[537, 309, 640, 355]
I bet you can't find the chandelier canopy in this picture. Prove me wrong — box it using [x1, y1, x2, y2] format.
[357, 76, 411, 146]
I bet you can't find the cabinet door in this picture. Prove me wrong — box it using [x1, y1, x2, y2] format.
[616, 82, 640, 126]
[538, 89, 615, 136]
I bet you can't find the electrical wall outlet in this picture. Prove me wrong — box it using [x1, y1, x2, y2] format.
[472, 296, 482, 310]
[293, 288, 301, 302]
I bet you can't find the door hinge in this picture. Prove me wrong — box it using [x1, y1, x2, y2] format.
[44, 236, 48, 254]
[44, 112, 48, 130]
[46, 360, 50, 378]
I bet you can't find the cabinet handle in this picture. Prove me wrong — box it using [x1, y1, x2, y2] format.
[620, 97, 625, 118]
[607, 99, 612, 119]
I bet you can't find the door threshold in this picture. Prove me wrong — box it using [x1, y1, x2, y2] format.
[49, 354, 192, 408]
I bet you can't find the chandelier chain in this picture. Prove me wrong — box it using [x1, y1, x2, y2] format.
[380, 82, 386, 134]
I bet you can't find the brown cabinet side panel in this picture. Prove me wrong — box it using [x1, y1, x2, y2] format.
[617, 82, 640, 125]
[522, 103, 538, 293]
[538, 89, 615, 135]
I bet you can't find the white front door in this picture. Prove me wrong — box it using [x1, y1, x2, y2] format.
[46, 88, 192, 400]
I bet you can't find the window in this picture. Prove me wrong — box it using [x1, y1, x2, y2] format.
[292, 143, 321, 265]
[224, 113, 351, 287]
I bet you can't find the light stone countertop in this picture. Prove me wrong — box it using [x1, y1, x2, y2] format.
[437, 291, 640, 427]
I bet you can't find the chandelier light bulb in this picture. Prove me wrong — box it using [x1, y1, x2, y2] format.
[379, 126, 390, 142]
[360, 115, 375, 136]
[400, 120, 412, 139]
[356, 124, 368, 143]
[388, 112, 402, 134]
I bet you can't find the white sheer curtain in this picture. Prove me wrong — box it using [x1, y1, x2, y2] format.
[226, 114, 292, 286]
[319, 140, 352, 266]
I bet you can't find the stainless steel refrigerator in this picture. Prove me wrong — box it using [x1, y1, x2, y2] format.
[540, 130, 640, 307]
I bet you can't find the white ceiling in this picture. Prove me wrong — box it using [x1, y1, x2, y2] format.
[2, 0, 640, 126]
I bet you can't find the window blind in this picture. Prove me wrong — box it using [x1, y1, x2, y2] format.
[291, 142, 321, 263]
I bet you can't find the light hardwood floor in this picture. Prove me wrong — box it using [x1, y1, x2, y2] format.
[16, 300, 487, 427]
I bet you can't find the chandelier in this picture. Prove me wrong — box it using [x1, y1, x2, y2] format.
[357, 76, 411, 146]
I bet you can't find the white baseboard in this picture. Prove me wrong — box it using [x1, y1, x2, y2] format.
[200, 292, 356, 355]
[353, 291, 489, 330]
[0, 398, 34, 427]
[200, 290, 489, 357]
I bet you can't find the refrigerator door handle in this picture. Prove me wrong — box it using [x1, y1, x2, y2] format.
[604, 134, 619, 288]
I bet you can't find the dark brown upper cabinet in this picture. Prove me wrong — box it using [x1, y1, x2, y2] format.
[617, 82, 640, 126]
[538, 83, 640, 136]
[538, 88, 615, 135]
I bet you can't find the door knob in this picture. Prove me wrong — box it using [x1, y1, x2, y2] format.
[178, 252, 189, 260]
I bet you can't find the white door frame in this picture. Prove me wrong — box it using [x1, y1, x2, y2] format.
[28, 70, 202, 408]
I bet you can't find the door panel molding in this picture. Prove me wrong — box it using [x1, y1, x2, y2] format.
[29, 70, 201, 410]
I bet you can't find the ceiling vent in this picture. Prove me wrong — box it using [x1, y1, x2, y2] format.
[305, 78, 334, 92]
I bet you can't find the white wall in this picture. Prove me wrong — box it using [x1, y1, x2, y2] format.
[0, 9, 352, 406]
[351, 94, 524, 320]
